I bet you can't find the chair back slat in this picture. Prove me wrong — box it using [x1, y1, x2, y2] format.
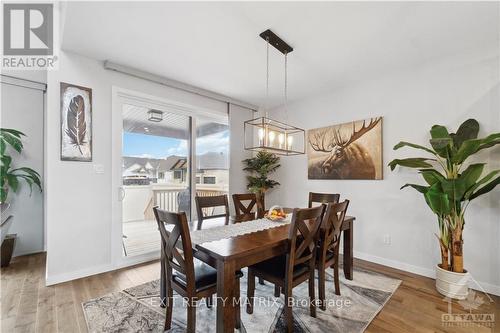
[232, 193, 257, 215]
[195, 194, 230, 229]
[286, 205, 325, 277]
[308, 192, 340, 208]
[322, 200, 349, 252]
[153, 207, 196, 289]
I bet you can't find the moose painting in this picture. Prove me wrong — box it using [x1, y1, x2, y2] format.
[307, 117, 383, 180]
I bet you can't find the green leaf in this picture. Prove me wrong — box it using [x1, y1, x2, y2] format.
[451, 139, 482, 164]
[419, 169, 445, 185]
[429, 138, 452, 158]
[477, 133, 500, 151]
[460, 163, 485, 191]
[0, 131, 23, 153]
[1, 155, 12, 169]
[0, 128, 25, 137]
[469, 175, 500, 200]
[0, 140, 5, 155]
[424, 184, 451, 215]
[440, 178, 467, 202]
[388, 158, 435, 171]
[11, 167, 42, 191]
[400, 183, 429, 193]
[12, 167, 41, 178]
[430, 125, 450, 139]
[6, 174, 19, 192]
[464, 169, 500, 200]
[453, 119, 479, 148]
[393, 141, 436, 155]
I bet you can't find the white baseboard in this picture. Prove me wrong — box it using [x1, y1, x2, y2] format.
[353, 250, 500, 297]
[45, 252, 161, 286]
[46, 263, 114, 286]
[46, 248, 499, 297]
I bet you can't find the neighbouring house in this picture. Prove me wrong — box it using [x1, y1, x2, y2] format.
[122, 155, 187, 185]
[122, 152, 228, 187]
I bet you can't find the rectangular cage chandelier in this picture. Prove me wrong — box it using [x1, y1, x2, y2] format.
[244, 29, 305, 156]
[244, 117, 305, 155]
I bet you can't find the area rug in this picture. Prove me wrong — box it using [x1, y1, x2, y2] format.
[82, 267, 401, 332]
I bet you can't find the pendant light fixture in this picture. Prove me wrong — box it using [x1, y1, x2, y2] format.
[244, 29, 305, 155]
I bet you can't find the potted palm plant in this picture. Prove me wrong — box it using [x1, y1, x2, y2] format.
[389, 119, 499, 299]
[242, 151, 280, 218]
[1, 128, 42, 203]
[0, 128, 42, 266]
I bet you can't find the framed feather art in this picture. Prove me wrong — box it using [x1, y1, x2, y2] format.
[60, 82, 92, 161]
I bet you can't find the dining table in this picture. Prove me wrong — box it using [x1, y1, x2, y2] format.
[160, 213, 355, 333]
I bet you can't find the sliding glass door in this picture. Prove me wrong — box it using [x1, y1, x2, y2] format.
[121, 103, 191, 257]
[112, 88, 229, 263]
[193, 114, 229, 222]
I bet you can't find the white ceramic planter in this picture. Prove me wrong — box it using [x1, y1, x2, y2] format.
[435, 264, 469, 300]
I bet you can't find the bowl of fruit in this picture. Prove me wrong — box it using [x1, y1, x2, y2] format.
[265, 206, 287, 222]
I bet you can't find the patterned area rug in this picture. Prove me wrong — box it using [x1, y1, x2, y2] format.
[82, 267, 401, 332]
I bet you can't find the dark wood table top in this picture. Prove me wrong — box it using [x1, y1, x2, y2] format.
[196, 215, 355, 262]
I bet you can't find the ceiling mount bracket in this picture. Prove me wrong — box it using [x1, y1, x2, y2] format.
[259, 29, 293, 54]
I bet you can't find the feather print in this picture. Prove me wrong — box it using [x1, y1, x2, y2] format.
[65, 95, 87, 155]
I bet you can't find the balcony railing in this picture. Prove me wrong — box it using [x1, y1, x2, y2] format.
[140, 185, 228, 220]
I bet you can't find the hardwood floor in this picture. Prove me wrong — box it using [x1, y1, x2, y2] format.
[1, 252, 498, 333]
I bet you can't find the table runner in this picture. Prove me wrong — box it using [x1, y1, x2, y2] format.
[190, 215, 291, 246]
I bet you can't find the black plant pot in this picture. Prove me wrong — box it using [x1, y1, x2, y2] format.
[1, 234, 16, 267]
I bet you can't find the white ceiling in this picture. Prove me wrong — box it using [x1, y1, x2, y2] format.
[61, 2, 499, 108]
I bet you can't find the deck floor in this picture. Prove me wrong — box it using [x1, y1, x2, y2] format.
[122, 220, 160, 256]
[122, 217, 228, 257]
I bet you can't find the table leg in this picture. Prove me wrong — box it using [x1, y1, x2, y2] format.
[216, 259, 236, 333]
[343, 220, 353, 280]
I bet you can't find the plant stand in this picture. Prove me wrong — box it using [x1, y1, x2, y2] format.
[1, 234, 16, 267]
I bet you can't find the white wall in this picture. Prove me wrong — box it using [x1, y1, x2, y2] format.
[269, 49, 500, 295]
[45, 50, 230, 284]
[229, 104, 254, 212]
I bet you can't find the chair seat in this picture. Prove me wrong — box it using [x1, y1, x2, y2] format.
[316, 248, 336, 263]
[173, 259, 243, 292]
[250, 255, 309, 281]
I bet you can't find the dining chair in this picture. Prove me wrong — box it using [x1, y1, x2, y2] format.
[246, 205, 326, 333]
[316, 200, 349, 310]
[308, 192, 340, 207]
[195, 194, 229, 230]
[153, 207, 243, 332]
[231, 193, 258, 223]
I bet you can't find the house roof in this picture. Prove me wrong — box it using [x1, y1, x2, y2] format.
[123, 155, 186, 173]
[123, 152, 228, 174]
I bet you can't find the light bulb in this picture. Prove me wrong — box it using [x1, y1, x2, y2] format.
[278, 133, 284, 148]
[268, 131, 276, 145]
[287, 135, 293, 149]
[258, 128, 265, 146]
[258, 128, 265, 140]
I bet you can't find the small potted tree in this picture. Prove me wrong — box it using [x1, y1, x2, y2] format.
[242, 151, 280, 218]
[0, 128, 42, 266]
[389, 119, 499, 299]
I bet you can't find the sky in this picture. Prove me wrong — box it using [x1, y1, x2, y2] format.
[123, 130, 229, 159]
